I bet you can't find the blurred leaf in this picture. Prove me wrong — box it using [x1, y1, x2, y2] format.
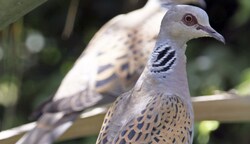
[199, 121, 220, 135]
[231, 0, 250, 27]
[0, 80, 19, 107]
[236, 68, 250, 95]
[40, 46, 62, 65]
[198, 121, 220, 144]
[0, 0, 47, 29]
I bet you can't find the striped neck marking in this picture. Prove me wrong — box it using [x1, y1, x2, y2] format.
[150, 44, 176, 73]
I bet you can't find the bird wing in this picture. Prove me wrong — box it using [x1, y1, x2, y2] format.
[97, 93, 193, 144]
[16, 12, 154, 144]
[31, 14, 133, 116]
[41, 9, 162, 114]
[92, 8, 164, 97]
[16, 112, 81, 144]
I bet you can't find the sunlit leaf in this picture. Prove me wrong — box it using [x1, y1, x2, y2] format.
[0, 81, 18, 107]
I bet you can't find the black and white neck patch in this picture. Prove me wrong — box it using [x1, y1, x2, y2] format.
[150, 44, 176, 73]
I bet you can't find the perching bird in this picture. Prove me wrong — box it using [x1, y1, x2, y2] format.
[96, 4, 225, 144]
[17, 0, 206, 144]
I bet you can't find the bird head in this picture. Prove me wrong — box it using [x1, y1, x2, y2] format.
[159, 5, 225, 45]
[159, 0, 206, 8]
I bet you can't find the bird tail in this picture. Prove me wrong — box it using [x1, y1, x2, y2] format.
[16, 112, 80, 144]
[29, 96, 54, 121]
[17, 91, 112, 144]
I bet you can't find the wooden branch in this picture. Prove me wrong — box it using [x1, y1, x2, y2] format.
[193, 94, 250, 122]
[0, 0, 47, 30]
[0, 94, 250, 144]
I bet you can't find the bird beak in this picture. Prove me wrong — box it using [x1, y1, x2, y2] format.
[197, 25, 225, 44]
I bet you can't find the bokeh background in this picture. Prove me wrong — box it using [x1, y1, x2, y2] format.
[1, 0, 250, 143]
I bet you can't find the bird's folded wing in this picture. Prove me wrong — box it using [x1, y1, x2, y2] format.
[34, 9, 162, 117]
[97, 93, 193, 144]
[32, 15, 135, 116]
[93, 21, 145, 96]
[39, 90, 104, 114]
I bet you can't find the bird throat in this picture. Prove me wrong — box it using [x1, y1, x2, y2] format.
[149, 44, 177, 74]
[146, 43, 189, 98]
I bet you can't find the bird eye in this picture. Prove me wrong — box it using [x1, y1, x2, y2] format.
[182, 13, 198, 26]
[185, 15, 193, 22]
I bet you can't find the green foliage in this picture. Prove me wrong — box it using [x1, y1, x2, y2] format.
[231, 0, 250, 27]
[0, 80, 18, 107]
[197, 121, 220, 144]
[236, 68, 250, 95]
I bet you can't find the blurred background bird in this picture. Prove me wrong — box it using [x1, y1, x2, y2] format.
[15, 0, 206, 144]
